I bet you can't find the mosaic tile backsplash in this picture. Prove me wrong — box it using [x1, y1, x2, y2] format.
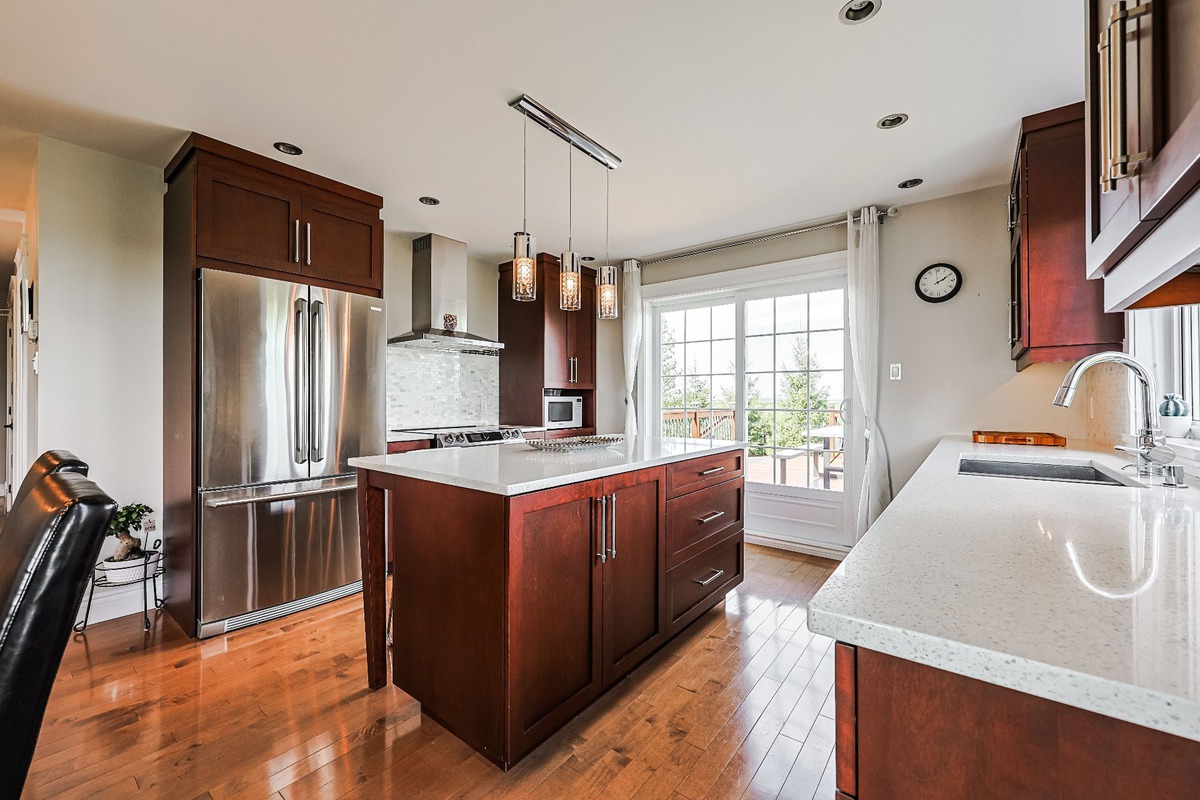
[386, 346, 499, 429]
[1083, 362, 1130, 449]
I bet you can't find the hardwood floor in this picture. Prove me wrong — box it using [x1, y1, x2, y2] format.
[22, 544, 838, 800]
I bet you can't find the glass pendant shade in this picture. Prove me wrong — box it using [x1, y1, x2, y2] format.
[597, 265, 619, 320]
[560, 251, 582, 311]
[512, 232, 536, 301]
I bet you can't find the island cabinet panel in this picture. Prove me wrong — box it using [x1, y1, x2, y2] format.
[665, 477, 744, 568]
[835, 644, 1200, 799]
[602, 467, 667, 686]
[506, 479, 605, 760]
[389, 477, 507, 761]
[666, 449, 745, 499]
[665, 535, 743, 635]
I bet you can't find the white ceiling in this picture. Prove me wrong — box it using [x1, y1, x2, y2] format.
[0, 1, 1084, 264]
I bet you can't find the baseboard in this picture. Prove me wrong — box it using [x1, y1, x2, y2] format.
[74, 579, 160, 628]
[745, 531, 850, 561]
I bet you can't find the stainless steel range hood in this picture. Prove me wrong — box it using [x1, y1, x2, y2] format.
[388, 234, 504, 355]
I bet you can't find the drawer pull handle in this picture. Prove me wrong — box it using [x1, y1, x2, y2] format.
[695, 568, 725, 587]
[698, 511, 726, 524]
[700, 466, 726, 476]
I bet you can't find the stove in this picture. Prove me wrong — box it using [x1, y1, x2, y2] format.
[392, 425, 526, 448]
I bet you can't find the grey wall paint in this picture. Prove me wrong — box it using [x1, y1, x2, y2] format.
[629, 185, 1086, 492]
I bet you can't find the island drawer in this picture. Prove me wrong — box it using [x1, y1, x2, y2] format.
[666, 535, 743, 633]
[666, 477, 743, 568]
[666, 450, 744, 499]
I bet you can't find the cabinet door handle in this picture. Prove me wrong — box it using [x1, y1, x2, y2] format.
[294, 220, 301, 263]
[695, 568, 725, 587]
[305, 222, 312, 266]
[1008, 299, 1017, 345]
[1098, 18, 1114, 191]
[597, 496, 608, 563]
[1100, 2, 1152, 191]
[1006, 195, 1015, 231]
[698, 510, 726, 524]
[700, 466, 726, 476]
[608, 493, 617, 559]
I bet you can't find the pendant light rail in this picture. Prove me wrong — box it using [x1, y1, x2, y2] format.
[510, 94, 622, 170]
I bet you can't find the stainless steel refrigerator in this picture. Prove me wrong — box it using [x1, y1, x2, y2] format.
[195, 269, 384, 638]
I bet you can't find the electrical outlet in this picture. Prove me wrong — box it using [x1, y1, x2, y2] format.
[889, 363, 902, 381]
[144, 517, 157, 533]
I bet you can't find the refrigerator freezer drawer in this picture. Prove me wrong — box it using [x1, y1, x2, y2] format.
[197, 476, 361, 636]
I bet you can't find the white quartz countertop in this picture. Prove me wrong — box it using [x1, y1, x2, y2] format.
[349, 436, 747, 496]
[809, 435, 1200, 742]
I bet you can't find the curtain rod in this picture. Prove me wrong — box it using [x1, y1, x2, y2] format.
[641, 206, 898, 266]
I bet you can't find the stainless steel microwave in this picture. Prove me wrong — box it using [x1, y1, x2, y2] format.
[544, 394, 583, 430]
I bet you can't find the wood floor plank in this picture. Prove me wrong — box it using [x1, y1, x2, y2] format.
[22, 545, 838, 800]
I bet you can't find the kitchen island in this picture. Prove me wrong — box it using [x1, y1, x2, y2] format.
[809, 436, 1200, 799]
[349, 436, 747, 769]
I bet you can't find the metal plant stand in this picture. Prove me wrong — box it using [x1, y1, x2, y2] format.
[74, 539, 164, 633]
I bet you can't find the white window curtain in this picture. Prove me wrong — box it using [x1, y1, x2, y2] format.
[622, 259, 643, 437]
[847, 206, 892, 536]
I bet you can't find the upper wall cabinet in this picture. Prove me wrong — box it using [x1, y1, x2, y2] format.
[498, 253, 598, 429]
[1011, 104, 1125, 369]
[1086, 0, 1200, 308]
[168, 134, 383, 295]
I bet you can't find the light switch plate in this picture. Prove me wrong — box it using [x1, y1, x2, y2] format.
[889, 363, 902, 381]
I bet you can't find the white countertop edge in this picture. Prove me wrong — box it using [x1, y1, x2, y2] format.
[349, 441, 749, 496]
[809, 599, 1200, 743]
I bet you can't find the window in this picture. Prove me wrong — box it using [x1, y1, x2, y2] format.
[659, 302, 736, 444]
[1184, 306, 1200, 425]
[651, 277, 849, 494]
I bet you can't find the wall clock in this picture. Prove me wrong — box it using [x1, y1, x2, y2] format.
[915, 263, 962, 303]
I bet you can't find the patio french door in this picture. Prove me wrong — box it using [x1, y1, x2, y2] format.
[648, 268, 854, 554]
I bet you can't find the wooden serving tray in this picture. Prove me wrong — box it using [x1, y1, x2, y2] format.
[972, 430, 1066, 447]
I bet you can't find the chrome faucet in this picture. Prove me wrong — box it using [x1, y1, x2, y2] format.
[1053, 351, 1173, 478]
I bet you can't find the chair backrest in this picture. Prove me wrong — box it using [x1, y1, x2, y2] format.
[8, 450, 89, 521]
[0, 471, 116, 798]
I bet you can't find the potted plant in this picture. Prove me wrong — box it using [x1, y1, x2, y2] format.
[1159, 394, 1193, 439]
[96, 503, 160, 585]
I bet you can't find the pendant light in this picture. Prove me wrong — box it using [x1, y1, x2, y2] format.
[597, 169, 618, 320]
[512, 113, 536, 302]
[560, 142, 582, 311]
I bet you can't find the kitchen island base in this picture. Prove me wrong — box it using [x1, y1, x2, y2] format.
[354, 445, 747, 770]
[834, 644, 1200, 799]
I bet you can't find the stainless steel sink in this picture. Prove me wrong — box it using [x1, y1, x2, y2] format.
[958, 457, 1137, 487]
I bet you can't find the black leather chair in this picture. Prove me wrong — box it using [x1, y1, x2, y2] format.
[7, 449, 89, 521]
[0, 471, 117, 798]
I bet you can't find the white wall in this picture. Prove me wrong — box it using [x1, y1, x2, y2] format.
[29, 136, 163, 623]
[635, 185, 1087, 492]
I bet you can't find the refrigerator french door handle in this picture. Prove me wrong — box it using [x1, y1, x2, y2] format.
[294, 297, 309, 464]
[310, 299, 325, 463]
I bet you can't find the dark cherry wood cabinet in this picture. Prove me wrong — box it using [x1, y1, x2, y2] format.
[507, 479, 605, 758]
[167, 133, 383, 296]
[834, 643, 1200, 798]
[1086, 0, 1200, 306]
[498, 253, 598, 431]
[1010, 104, 1124, 370]
[162, 133, 383, 638]
[362, 451, 743, 769]
[601, 467, 667, 686]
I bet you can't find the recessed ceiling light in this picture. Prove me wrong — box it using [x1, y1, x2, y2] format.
[581, 256, 596, 262]
[418, 196, 440, 206]
[898, 178, 924, 189]
[877, 113, 909, 130]
[273, 141, 303, 156]
[839, 0, 882, 24]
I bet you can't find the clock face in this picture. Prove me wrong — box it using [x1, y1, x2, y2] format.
[915, 263, 962, 303]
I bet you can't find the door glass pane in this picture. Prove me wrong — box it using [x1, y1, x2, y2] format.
[685, 307, 710, 341]
[746, 298, 773, 336]
[656, 283, 847, 494]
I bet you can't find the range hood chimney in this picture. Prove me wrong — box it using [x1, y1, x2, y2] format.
[388, 234, 504, 355]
